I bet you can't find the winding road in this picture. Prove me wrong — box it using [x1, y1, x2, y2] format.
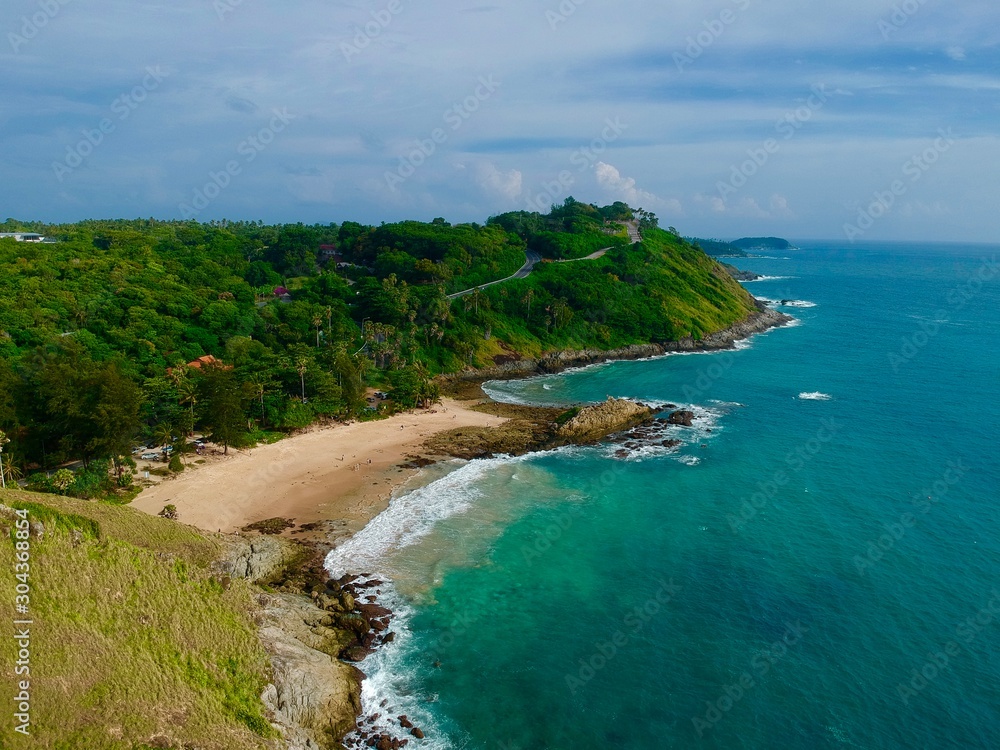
[446, 221, 641, 300]
[447, 251, 542, 299]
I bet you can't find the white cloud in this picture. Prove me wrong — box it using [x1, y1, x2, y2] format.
[946, 46, 967, 61]
[594, 161, 681, 213]
[475, 162, 523, 202]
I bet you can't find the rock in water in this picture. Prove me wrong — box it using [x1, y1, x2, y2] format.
[667, 410, 694, 426]
[556, 397, 654, 443]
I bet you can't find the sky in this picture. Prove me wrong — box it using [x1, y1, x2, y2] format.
[2, 0, 999, 242]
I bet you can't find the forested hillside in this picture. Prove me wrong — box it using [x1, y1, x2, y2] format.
[0, 200, 757, 483]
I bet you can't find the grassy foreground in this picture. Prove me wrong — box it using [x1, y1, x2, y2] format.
[0, 489, 276, 749]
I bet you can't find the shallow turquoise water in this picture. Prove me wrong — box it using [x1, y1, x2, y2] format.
[328, 241, 1000, 749]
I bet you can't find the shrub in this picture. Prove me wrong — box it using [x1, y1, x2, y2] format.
[168, 455, 184, 473]
[159, 504, 178, 520]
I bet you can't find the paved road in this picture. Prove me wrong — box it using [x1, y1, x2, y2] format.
[554, 247, 610, 263]
[446, 221, 640, 300]
[447, 251, 542, 299]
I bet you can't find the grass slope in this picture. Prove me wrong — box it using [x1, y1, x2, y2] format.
[0, 490, 275, 750]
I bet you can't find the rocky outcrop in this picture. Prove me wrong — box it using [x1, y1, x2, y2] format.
[666, 410, 694, 426]
[556, 398, 654, 444]
[258, 593, 363, 750]
[214, 534, 298, 583]
[722, 262, 761, 281]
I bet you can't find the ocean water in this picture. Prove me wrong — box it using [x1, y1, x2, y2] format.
[327, 241, 1000, 749]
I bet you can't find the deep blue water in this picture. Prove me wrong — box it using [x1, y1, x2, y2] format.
[328, 241, 1000, 749]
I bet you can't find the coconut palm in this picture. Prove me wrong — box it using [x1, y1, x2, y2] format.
[312, 313, 323, 347]
[177, 378, 198, 433]
[295, 356, 309, 401]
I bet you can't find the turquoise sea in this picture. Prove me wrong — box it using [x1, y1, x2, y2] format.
[327, 241, 1000, 749]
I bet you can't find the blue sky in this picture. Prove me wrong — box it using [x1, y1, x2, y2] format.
[2, 0, 998, 241]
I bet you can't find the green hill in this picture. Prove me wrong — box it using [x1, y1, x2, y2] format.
[0, 490, 275, 749]
[0, 200, 760, 481]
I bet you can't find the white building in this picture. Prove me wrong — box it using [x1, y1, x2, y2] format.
[0, 232, 45, 242]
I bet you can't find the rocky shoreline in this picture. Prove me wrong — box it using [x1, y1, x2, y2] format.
[442, 304, 792, 384]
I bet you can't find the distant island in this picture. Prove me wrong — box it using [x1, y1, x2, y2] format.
[730, 237, 797, 251]
[685, 237, 748, 257]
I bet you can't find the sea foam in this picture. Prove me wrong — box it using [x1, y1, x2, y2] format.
[798, 392, 833, 401]
[325, 455, 529, 579]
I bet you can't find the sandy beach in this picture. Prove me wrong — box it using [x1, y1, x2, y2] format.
[130, 397, 502, 536]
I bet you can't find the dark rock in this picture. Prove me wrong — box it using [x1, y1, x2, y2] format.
[399, 716, 413, 729]
[359, 603, 393, 620]
[336, 613, 370, 638]
[341, 646, 373, 662]
[372, 619, 387, 632]
[667, 410, 694, 426]
[661, 439, 681, 448]
[383, 632, 396, 643]
[411, 728, 425, 739]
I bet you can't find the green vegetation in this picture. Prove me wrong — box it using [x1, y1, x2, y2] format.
[0, 490, 272, 749]
[730, 236, 795, 250]
[0, 200, 756, 480]
[685, 237, 749, 257]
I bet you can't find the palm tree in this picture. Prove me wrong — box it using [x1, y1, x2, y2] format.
[248, 375, 269, 427]
[153, 423, 175, 458]
[177, 378, 198, 434]
[522, 289, 535, 319]
[312, 313, 323, 347]
[295, 356, 309, 401]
